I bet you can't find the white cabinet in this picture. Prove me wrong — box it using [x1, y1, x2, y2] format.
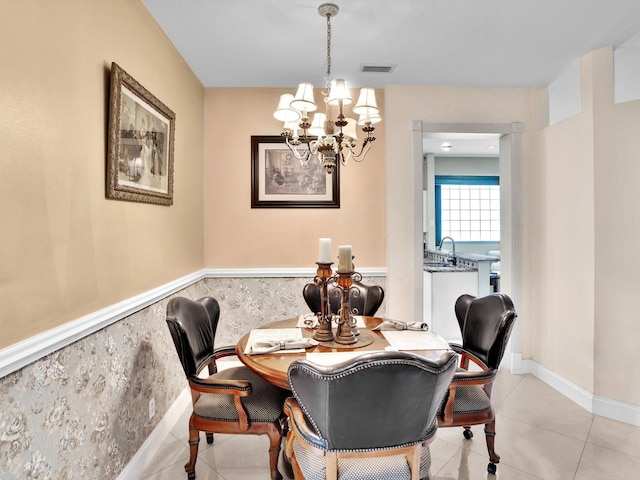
[423, 270, 478, 343]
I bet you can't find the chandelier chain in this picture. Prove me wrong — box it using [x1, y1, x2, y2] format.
[326, 13, 332, 82]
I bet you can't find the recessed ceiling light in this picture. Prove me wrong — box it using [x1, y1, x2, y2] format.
[441, 143, 452, 150]
[487, 145, 497, 149]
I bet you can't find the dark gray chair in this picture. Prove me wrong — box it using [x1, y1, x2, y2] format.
[437, 293, 517, 475]
[302, 280, 385, 317]
[284, 350, 457, 480]
[166, 296, 289, 480]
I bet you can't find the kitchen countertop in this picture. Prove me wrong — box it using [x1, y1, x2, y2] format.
[424, 250, 498, 272]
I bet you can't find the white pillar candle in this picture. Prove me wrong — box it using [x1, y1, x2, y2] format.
[319, 238, 332, 263]
[338, 245, 352, 273]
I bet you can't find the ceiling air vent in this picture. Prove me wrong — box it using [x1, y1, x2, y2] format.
[360, 64, 395, 73]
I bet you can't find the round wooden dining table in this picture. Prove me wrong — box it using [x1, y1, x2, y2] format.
[235, 316, 452, 390]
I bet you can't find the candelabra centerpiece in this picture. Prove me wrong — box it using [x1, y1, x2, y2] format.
[312, 261, 336, 342]
[332, 245, 361, 345]
[310, 240, 371, 347]
[333, 269, 363, 345]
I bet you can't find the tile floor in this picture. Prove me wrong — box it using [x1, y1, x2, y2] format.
[139, 370, 640, 480]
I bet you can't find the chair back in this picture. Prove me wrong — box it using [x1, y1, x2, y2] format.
[302, 281, 385, 317]
[166, 296, 221, 377]
[288, 350, 457, 450]
[455, 293, 517, 369]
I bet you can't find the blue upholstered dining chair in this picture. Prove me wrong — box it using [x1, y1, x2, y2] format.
[283, 350, 457, 480]
[166, 296, 289, 480]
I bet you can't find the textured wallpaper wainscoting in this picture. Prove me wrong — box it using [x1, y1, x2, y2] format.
[0, 275, 385, 479]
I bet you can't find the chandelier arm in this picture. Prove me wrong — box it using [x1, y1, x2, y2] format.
[339, 149, 350, 167]
[343, 136, 374, 163]
[283, 136, 313, 164]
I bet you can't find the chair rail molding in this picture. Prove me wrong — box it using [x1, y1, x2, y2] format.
[0, 267, 387, 378]
[0, 271, 206, 379]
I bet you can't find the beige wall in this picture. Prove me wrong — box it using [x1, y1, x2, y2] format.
[0, 0, 205, 348]
[203, 88, 386, 269]
[529, 52, 596, 393]
[592, 48, 640, 405]
[517, 46, 640, 405]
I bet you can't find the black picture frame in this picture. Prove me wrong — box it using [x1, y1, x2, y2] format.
[251, 136, 339, 208]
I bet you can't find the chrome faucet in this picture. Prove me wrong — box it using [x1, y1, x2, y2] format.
[438, 236, 457, 265]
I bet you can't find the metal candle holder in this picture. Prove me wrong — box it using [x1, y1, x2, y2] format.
[334, 270, 362, 345]
[312, 262, 336, 342]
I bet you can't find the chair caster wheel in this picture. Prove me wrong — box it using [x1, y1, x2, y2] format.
[187, 472, 196, 480]
[206, 433, 214, 444]
[487, 462, 497, 474]
[463, 429, 473, 440]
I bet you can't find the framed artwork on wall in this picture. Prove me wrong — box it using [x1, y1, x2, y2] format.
[107, 62, 175, 205]
[250, 136, 340, 208]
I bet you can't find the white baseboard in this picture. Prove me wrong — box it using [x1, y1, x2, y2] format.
[593, 394, 640, 426]
[118, 360, 242, 479]
[117, 388, 191, 480]
[509, 353, 640, 426]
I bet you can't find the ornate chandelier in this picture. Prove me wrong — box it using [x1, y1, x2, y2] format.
[273, 3, 381, 175]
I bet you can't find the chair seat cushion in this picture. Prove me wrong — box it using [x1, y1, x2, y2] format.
[292, 437, 431, 480]
[439, 385, 491, 415]
[193, 366, 287, 423]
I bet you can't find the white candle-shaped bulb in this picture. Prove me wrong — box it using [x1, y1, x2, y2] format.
[319, 238, 332, 263]
[338, 245, 352, 273]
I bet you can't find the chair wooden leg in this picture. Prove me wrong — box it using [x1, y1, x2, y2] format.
[287, 443, 304, 480]
[408, 444, 421, 480]
[285, 425, 304, 479]
[281, 437, 294, 478]
[326, 452, 338, 480]
[185, 417, 200, 479]
[266, 422, 283, 480]
[484, 419, 500, 464]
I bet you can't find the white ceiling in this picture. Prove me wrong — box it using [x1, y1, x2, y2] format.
[143, 0, 640, 89]
[141, 0, 640, 156]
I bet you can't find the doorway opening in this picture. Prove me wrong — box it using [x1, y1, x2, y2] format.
[416, 122, 523, 371]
